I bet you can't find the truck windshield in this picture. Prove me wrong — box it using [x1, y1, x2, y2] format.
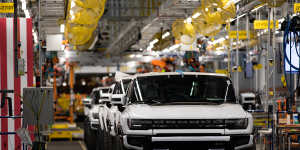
[137, 75, 236, 104]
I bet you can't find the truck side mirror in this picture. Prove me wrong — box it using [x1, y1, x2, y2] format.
[83, 97, 92, 108]
[111, 94, 126, 106]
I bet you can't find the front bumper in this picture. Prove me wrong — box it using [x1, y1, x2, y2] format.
[123, 135, 253, 150]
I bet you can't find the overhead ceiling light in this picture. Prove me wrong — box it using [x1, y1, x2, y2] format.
[135, 54, 143, 58]
[24, 10, 30, 18]
[65, 50, 71, 58]
[169, 44, 180, 51]
[205, 8, 209, 12]
[186, 17, 192, 24]
[71, 1, 76, 8]
[150, 39, 159, 45]
[127, 61, 137, 67]
[192, 12, 201, 19]
[60, 24, 65, 33]
[22, 1, 27, 10]
[82, 80, 86, 86]
[70, 10, 74, 16]
[162, 32, 170, 39]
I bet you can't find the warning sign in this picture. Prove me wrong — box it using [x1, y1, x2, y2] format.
[294, 3, 300, 13]
[228, 30, 255, 40]
[254, 20, 279, 29]
[0, 3, 14, 13]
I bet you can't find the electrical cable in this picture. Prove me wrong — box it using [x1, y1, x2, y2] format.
[283, 15, 300, 111]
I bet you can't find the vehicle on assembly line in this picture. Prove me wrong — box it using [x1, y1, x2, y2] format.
[96, 73, 133, 150]
[108, 72, 254, 150]
[83, 86, 112, 150]
[240, 92, 256, 110]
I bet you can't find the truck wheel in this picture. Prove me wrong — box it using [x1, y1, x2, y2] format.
[86, 126, 97, 150]
[96, 129, 105, 150]
[104, 130, 113, 150]
[83, 118, 88, 144]
[112, 135, 130, 150]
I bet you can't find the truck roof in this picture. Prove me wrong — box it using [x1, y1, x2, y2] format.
[134, 72, 228, 78]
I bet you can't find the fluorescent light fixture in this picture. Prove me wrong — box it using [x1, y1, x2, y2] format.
[24, 9, 30, 18]
[186, 17, 192, 24]
[60, 24, 65, 33]
[71, 1, 76, 8]
[251, 4, 266, 12]
[169, 44, 180, 51]
[162, 32, 170, 39]
[135, 54, 143, 58]
[127, 61, 137, 67]
[70, 10, 74, 16]
[215, 50, 224, 55]
[129, 54, 135, 58]
[65, 50, 71, 58]
[22, 2, 27, 10]
[192, 12, 201, 19]
[212, 3, 218, 6]
[150, 39, 159, 45]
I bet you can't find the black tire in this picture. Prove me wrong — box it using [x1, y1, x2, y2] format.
[104, 130, 113, 150]
[83, 118, 88, 145]
[96, 129, 105, 150]
[96, 128, 113, 150]
[86, 124, 97, 150]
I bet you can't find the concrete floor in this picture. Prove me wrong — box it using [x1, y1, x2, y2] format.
[47, 141, 86, 150]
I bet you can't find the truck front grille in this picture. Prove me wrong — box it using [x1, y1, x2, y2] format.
[152, 119, 225, 129]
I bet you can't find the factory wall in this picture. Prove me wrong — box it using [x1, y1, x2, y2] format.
[0, 18, 34, 150]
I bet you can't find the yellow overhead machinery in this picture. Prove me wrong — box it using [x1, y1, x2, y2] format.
[64, 0, 107, 50]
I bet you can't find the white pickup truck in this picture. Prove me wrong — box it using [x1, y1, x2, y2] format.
[83, 86, 112, 150]
[108, 72, 254, 150]
[96, 75, 133, 150]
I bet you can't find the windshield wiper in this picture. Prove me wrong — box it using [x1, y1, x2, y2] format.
[144, 98, 162, 104]
[133, 98, 162, 105]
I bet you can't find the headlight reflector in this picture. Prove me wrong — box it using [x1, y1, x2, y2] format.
[225, 119, 248, 129]
[128, 119, 153, 130]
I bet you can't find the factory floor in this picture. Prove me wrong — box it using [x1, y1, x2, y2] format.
[47, 141, 86, 150]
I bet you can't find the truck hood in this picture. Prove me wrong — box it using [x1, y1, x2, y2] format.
[126, 104, 247, 119]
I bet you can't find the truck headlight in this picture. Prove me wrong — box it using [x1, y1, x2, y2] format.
[225, 119, 248, 129]
[128, 119, 152, 130]
[92, 113, 99, 119]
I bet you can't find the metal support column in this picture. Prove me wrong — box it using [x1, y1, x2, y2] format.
[272, 6, 277, 150]
[13, 0, 18, 77]
[246, 14, 250, 89]
[38, 0, 43, 86]
[265, 7, 271, 107]
[235, 4, 240, 97]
